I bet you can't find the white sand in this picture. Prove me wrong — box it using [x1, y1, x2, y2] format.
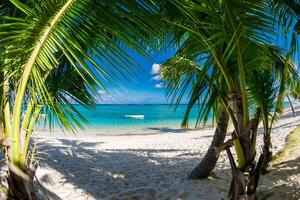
[34, 104, 300, 200]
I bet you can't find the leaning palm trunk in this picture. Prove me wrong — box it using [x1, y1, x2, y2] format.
[286, 94, 296, 117]
[188, 109, 229, 179]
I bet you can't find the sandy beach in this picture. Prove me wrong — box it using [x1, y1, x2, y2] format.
[34, 104, 300, 200]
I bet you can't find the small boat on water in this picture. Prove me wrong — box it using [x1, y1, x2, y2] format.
[124, 115, 145, 119]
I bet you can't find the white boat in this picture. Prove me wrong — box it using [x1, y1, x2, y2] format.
[124, 115, 145, 119]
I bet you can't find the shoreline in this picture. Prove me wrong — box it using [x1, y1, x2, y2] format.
[35, 124, 215, 137]
[35, 104, 300, 200]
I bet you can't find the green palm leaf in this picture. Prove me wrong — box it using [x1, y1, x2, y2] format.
[0, 0, 161, 165]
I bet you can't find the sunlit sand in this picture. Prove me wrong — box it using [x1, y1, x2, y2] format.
[31, 104, 300, 200]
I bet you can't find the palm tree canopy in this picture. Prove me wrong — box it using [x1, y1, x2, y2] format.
[0, 0, 162, 131]
[159, 0, 300, 129]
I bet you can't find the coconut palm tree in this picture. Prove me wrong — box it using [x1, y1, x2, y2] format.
[247, 48, 299, 174]
[3, 55, 99, 199]
[161, 0, 299, 198]
[160, 53, 230, 179]
[0, 0, 160, 198]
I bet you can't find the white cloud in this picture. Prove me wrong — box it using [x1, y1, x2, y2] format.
[151, 63, 161, 74]
[152, 74, 162, 81]
[155, 83, 164, 88]
[96, 90, 115, 103]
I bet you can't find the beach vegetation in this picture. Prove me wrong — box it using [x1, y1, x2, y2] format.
[272, 125, 300, 164]
[160, 54, 231, 179]
[0, 0, 299, 199]
[160, 0, 300, 199]
[0, 0, 159, 199]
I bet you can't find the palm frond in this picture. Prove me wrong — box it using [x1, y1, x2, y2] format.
[0, 0, 161, 132]
[161, 53, 226, 128]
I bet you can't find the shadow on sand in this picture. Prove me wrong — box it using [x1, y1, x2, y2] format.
[36, 138, 209, 199]
[282, 105, 300, 117]
[259, 156, 300, 199]
[36, 137, 300, 199]
[145, 126, 212, 134]
[145, 127, 190, 133]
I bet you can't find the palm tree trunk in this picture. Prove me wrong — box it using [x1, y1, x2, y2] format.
[286, 94, 296, 117]
[227, 94, 262, 199]
[261, 118, 272, 175]
[226, 146, 263, 200]
[188, 109, 229, 179]
[261, 138, 272, 175]
[8, 163, 38, 200]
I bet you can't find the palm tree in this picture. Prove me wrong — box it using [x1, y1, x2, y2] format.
[161, 0, 299, 198]
[5, 56, 99, 199]
[160, 53, 230, 179]
[0, 0, 160, 198]
[247, 51, 299, 174]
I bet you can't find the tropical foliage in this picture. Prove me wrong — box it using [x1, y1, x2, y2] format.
[0, 0, 160, 198]
[160, 0, 300, 198]
[0, 0, 299, 199]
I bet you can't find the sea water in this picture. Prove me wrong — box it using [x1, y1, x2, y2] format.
[37, 103, 291, 135]
[36, 104, 213, 134]
[73, 104, 209, 128]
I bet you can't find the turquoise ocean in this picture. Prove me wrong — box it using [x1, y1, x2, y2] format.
[38, 103, 290, 135]
[37, 104, 210, 134]
[74, 104, 206, 129]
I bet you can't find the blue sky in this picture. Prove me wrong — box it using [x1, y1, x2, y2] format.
[94, 27, 300, 104]
[96, 48, 180, 104]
